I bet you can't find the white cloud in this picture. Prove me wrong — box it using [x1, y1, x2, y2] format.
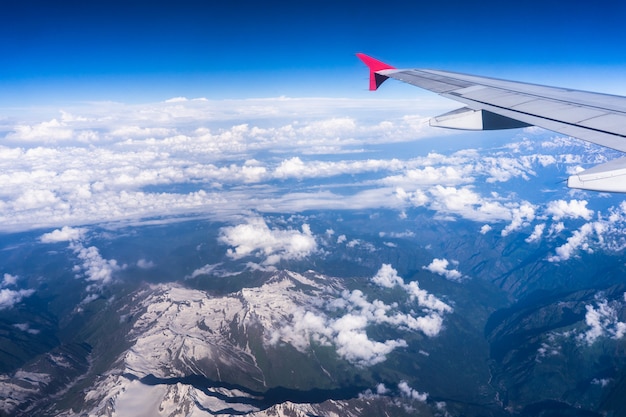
[187, 263, 221, 279]
[580, 296, 626, 344]
[13, 323, 40, 334]
[397, 381, 428, 402]
[525, 223, 545, 243]
[371, 264, 404, 288]
[546, 199, 594, 221]
[71, 244, 124, 285]
[479, 224, 492, 234]
[41, 227, 123, 292]
[2, 273, 18, 287]
[7, 118, 74, 143]
[0, 96, 622, 267]
[0, 288, 34, 310]
[376, 383, 389, 395]
[548, 222, 606, 262]
[501, 202, 536, 236]
[422, 258, 462, 282]
[40, 226, 87, 243]
[272, 265, 451, 366]
[136, 259, 155, 269]
[219, 218, 317, 265]
[331, 314, 408, 366]
[0, 275, 34, 310]
[427, 185, 513, 223]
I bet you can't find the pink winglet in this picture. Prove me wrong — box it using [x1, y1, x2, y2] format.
[356, 53, 395, 90]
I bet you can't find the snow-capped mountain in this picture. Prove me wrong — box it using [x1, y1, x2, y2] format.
[0, 269, 417, 416]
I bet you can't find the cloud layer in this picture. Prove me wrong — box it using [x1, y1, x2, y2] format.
[1, 96, 625, 264]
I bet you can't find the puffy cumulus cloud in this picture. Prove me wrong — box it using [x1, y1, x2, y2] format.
[40, 226, 87, 243]
[480, 224, 492, 235]
[545, 199, 594, 221]
[273, 300, 408, 366]
[331, 314, 408, 366]
[398, 381, 429, 402]
[427, 186, 513, 223]
[579, 295, 626, 345]
[41, 227, 124, 294]
[7, 118, 74, 143]
[0, 273, 34, 310]
[272, 264, 451, 366]
[536, 199, 626, 261]
[382, 165, 472, 187]
[372, 264, 452, 315]
[136, 259, 155, 269]
[274, 157, 402, 180]
[501, 202, 536, 237]
[0, 288, 35, 310]
[71, 244, 124, 285]
[220, 217, 317, 265]
[548, 222, 606, 262]
[2, 273, 18, 287]
[422, 258, 462, 282]
[371, 263, 405, 288]
[525, 223, 546, 243]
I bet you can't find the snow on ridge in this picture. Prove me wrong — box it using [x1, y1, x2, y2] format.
[79, 268, 450, 415]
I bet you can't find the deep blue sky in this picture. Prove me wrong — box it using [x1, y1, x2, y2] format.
[2, 0, 626, 104]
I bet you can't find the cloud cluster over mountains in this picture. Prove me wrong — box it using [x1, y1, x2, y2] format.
[1, 96, 626, 264]
[219, 217, 317, 265]
[0, 273, 34, 310]
[40, 226, 125, 298]
[271, 264, 452, 366]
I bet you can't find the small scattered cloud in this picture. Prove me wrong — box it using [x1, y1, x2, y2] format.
[0, 288, 34, 310]
[525, 223, 545, 243]
[2, 273, 18, 287]
[371, 263, 404, 288]
[71, 244, 124, 285]
[0, 274, 34, 310]
[422, 258, 462, 282]
[548, 222, 606, 262]
[13, 323, 40, 335]
[41, 227, 124, 295]
[545, 199, 594, 221]
[501, 202, 536, 237]
[40, 226, 87, 243]
[397, 381, 428, 402]
[579, 294, 626, 345]
[136, 259, 155, 269]
[219, 217, 317, 265]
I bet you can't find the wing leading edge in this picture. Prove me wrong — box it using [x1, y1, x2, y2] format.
[357, 53, 626, 192]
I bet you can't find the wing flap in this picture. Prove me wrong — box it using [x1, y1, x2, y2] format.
[568, 157, 626, 192]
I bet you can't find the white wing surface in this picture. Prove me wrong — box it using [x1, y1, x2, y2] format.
[357, 53, 626, 192]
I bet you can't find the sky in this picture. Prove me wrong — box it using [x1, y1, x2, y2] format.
[2, 0, 626, 105]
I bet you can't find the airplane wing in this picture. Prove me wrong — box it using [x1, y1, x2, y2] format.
[357, 53, 626, 192]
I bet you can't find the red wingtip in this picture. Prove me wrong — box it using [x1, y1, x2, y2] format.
[356, 53, 395, 91]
